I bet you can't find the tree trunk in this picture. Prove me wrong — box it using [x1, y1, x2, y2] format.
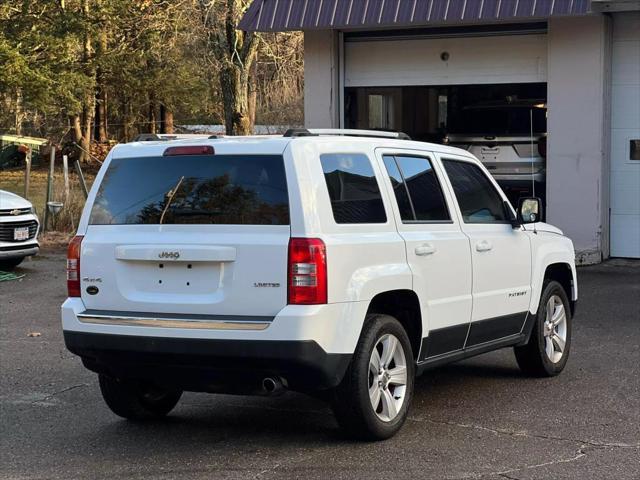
[81, 97, 94, 162]
[69, 114, 83, 162]
[148, 93, 157, 134]
[70, 115, 83, 144]
[121, 96, 132, 142]
[94, 86, 107, 142]
[248, 61, 257, 132]
[199, 0, 259, 135]
[79, 0, 94, 162]
[220, 64, 252, 135]
[14, 89, 23, 136]
[165, 110, 174, 134]
[160, 105, 174, 134]
[94, 29, 108, 142]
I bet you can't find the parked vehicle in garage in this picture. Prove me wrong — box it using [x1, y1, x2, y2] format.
[61, 129, 577, 440]
[0, 190, 40, 270]
[447, 99, 547, 212]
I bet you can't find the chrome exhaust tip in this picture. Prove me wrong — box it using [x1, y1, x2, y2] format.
[262, 377, 285, 395]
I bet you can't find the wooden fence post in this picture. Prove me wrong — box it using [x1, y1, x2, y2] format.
[23, 149, 32, 200]
[42, 147, 55, 233]
[75, 160, 89, 199]
[62, 155, 70, 203]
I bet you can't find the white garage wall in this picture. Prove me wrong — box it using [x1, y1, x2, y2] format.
[345, 34, 548, 87]
[610, 12, 640, 258]
[304, 30, 340, 128]
[546, 16, 611, 264]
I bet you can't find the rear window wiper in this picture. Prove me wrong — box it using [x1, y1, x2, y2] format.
[159, 176, 185, 224]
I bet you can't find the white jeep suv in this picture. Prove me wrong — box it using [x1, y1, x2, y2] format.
[61, 129, 577, 440]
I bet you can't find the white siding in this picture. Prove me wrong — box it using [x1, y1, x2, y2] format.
[304, 30, 340, 128]
[546, 16, 611, 265]
[610, 12, 640, 258]
[344, 34, 547, 87]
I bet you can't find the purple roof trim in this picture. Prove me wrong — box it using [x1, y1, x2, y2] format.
[240, 0, 593, 31]
[464, 0, 481, 19]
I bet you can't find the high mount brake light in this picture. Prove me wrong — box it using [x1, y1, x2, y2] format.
[67, 235, 84, 297]
[288, 238, 327, 305]
[163, 146, 215, 156]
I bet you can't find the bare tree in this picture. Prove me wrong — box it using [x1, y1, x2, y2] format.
[80, 0, 95, 162]
[198, 0, 259, 135]
[1, 0, 303, 146]
[94, 25, 108, 142]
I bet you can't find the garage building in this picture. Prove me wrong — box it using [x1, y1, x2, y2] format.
[240, 0, 640, 263]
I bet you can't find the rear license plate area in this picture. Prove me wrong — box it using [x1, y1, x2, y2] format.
[116, 260, 224, 299]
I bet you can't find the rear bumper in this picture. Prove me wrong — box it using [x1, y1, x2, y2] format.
[64, 330, 351, 392]
[62, 298, 370, 354]
[61, 297, 369, 392]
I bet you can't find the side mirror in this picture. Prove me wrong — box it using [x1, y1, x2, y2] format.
[518, 197, 542, 224]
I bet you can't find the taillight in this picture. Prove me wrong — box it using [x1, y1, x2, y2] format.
[67, 235, 83, 297]
[288, 238, 327, 305]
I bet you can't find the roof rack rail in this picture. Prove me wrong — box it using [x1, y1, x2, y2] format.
[130, 133, 217, 143]
[283, 128, 317, 137]
[131, 133, 163, 142]
[283, 128, 411, 140]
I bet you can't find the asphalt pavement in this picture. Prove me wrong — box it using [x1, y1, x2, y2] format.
[1, 252, 639, 479]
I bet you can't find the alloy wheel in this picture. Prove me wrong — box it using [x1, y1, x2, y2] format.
[368, 333, 408, 422]
[543, 294, 567, 363]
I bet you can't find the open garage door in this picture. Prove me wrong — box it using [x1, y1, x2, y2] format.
[344, 31, 548, 211]
[344, 32, 547, 87]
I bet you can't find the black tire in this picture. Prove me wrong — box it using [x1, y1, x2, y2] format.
[0, 257, 24, 270]
[332, 314, 415, 440]
[514, 280, 572, 377]
[98, 374, 182, 420]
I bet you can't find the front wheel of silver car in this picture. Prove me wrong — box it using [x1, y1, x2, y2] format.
[514, 280, 572, 377]
[332, 314, 414, 440]
[0, 256, 24, 270]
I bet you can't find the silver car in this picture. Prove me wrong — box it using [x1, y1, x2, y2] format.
[447, 100, 547, 208]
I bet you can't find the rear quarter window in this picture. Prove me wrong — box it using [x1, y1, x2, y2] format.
[89, 154, 289, 225]
[320, 153, 387, 224]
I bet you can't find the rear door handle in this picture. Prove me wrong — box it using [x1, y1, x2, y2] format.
[415, 244, 437, 256]
[475, 240, 493, 252]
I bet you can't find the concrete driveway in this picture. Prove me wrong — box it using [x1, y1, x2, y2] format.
[1, 252, 638, 479]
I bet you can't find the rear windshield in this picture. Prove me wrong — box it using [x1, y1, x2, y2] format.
[89, 154, 289, 225]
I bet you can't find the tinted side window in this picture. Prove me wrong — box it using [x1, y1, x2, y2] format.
[395, 156, 450, 221]
[442, 159, 507, 223]
[382, 155, 413, 221]
[320, 153, 386, 224]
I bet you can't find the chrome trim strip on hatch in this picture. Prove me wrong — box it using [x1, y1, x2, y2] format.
[77, 311, 272, 331]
